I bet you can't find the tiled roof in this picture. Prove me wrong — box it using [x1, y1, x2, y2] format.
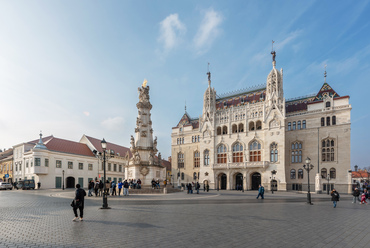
[28, 135, 54, 145]
[176, 112, 199, 129]
[85, 136, 132, 158]
[0, 149, 13, 160]
[160, 159, 171, 171]
[286, 96, 315, 113]
[44, 137, 95, 157]
[352, 171, 370, 178]
[216, 89, 266, 110]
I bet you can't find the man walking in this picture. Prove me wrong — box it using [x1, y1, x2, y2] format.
[72, 184, 86, 221]
[256, 184, 265, 199]
[111, 181, 117, 196]
[123, 180, 129, 196]
[352, 187, 360, 203]
[118, 181, 123, 196]
[88, 180, 94, 197]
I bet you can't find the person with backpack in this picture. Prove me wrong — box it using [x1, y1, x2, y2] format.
[123, 180, 129, 196]
[111, 181, 117, 196]
[352, 187, 360, 203]
[331, 188, 340, 208]
[257, 184, 265, 199]
[72, 184, 86, 221]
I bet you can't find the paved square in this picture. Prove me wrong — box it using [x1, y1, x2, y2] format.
[0, 189, 369, 248]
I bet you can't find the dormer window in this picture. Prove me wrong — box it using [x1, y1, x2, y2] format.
[326, 101, 331, 108]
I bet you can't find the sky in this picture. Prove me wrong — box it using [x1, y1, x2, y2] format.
[0, 0, 369, 168]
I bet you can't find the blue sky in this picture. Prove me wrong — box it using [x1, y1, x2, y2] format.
[0, 1, 369, 168]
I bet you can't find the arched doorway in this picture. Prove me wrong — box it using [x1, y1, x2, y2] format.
[66, 177, 75, 188]
[251, 172, 261, 190]
[219, 173, 227, 190]
[235, 173, 243, 190]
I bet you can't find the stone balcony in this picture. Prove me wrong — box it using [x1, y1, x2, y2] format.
[33, 166, 48, 175]
[213, 161, 269, 170]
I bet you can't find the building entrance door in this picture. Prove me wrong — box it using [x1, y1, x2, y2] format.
[66, 177, 75, 188]
[251, 173, 261, 190]
[220, 174, 227, 190]
[235, 173, 243, 189]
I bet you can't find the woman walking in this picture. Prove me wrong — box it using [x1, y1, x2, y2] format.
[331, 188, 340, 208]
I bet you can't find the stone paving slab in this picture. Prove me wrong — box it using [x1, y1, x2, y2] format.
[0, 189, 367, 248]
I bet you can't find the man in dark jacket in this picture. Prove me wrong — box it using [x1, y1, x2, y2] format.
[352, 188, 360, 203]
[73, 184, 86, 221]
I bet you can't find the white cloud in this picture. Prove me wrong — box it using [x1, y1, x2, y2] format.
[158, 14, 186, 51]
[193, 9, 223, 52]
[101, 117, 124, 131]
[275, 30, 303, 50]
[83, 111, 90, 116]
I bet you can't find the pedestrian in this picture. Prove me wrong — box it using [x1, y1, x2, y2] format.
[123, 180, 129, 196]
[37, 182, 41, 189]
[331, 188, 340, 208]
[105, 180, 110, 196]
[118, 181, 123, 196]
[352, 187, 360, 203]
[360, 193, 368, 205]
[99, 180, 103, 196]
[196, 182, 200, 194]
[72, 184, 86, 221]
[94, 180, 99, 197]
[88, 180, 94, 197]
[111, 181, 117, 196]
[189, 183, 193, 194]
[206, 183, 209, 192]
[256, 184, 265, 199]
[203, 183, 205, 192]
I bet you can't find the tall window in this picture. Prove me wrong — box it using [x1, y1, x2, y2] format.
[114, 164, 117, 171]
[330, 168, 336, 179]
[322, 139, 335, 162]
[290, 169, 296, 179]
[204, 150, 209, 166]
[192, 136, 195, 143]
[291, 142, 302, 163]
[302, 120, 306, 129]
[119, 165, 122, 172]
[332, 116, 336, 125]
[194, 151, 200, 168]
[217, 127, 221, 135]
[292, 122, 296, 130]
[178, 153, 184, 168]
[288, 122, 291, 131]
[321, 117, 325, 126]
[35, 158, 41, 166]
[232, 143, 243, 163]
[217, 145, 227, 164]
[321, 168, 327, 179]
[68, 161, 73, 169]
[88, 164, 93, 171]
[326, 116, 330, 126]
[249, 141, 261, 162]
[298, 169, 303, 179]
[270, 143, 278, 162]
[297, 121, 301, 130]
[326, 101, 331, 108]
[56, 160, 62, 168]
[249, 122, 255, 131]
[181, 172, 184, 180]
[222, 126, 228, 134]
[45, 159, 49, 167]
[79, 163, 83, 170]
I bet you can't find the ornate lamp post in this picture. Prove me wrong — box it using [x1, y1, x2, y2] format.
[326, 175, 331, 195]
[270, 170, 277, 194]
[303, 157, 314, 205]
[62, 170, 65, 190]
[101, 138, 110, 209]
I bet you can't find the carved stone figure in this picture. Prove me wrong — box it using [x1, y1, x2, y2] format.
[134, 151, 141, 164]
[130, 135, 135, 149]
[149, 152, 154, 165]
[153, 136, 157, 151]
[138, 85, 150, 103]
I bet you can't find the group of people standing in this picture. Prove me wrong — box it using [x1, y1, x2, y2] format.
[88, 179, 136, 197]
[186, 182, 200, 194]
[351, 187, 369, 205]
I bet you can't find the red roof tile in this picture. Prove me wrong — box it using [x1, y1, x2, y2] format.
[352, 171, 370, 178]
[85, 136, 132, 158]
[45, 137, 95, 157]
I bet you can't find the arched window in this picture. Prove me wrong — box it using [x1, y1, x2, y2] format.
[177, 153, 184, 168]
[322, 138, 335, 162]
[290, 169, 296, 179]
[194, 151, 200, 168]
[321, 168, 327, 179]
[293, 121, 296, 130]
[204, 150, 209, 166]
[298, 121, 301, 130]
[302, 120, 306, 129]
[193, 172, 197, 180]
[330, 168, 336, 179]
[222, 126, 228, 135]
[256, 121, 262, 130]
[192, 136, 195, 143]
[177, 138, 179, 144]
[239, 123, 244, 133]
[332, 116, 336, 125]
[298, 169, 303, 179]
[326, 116, 330, 126]
[270, 142, 278, 162]
[291, 142, 302, 163]
[232, 143, 243, 163]
[288, 122, 291, 131]
[326, 101, 331, 108]
[321, 117, 325, 126]
[217, 145, 227, 164]
[232, 124, 238, 133]
[217, 127, 221, 135]
[249, 141, 261, 162]
[249, 122, 255, 131]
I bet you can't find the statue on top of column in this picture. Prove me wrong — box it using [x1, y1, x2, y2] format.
[138, 79, 150, 103]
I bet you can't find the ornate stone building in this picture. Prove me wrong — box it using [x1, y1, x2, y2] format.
[171, 53, 352, 193]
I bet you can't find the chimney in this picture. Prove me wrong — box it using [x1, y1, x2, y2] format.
[354, 165, 358, 172]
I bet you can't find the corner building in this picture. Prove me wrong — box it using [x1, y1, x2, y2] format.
[171, 54, 351, 193]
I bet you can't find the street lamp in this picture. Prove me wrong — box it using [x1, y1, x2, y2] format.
[326, 175, 331, 195]
[303, 157, 314, 205]
[62, 170, 65, 190]
[242, 175, 245, 192]
[101, 138, 110, 209]
[270, 170, 277, 194]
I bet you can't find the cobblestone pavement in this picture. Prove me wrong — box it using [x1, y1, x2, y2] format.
[1, 189, 369, 248]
